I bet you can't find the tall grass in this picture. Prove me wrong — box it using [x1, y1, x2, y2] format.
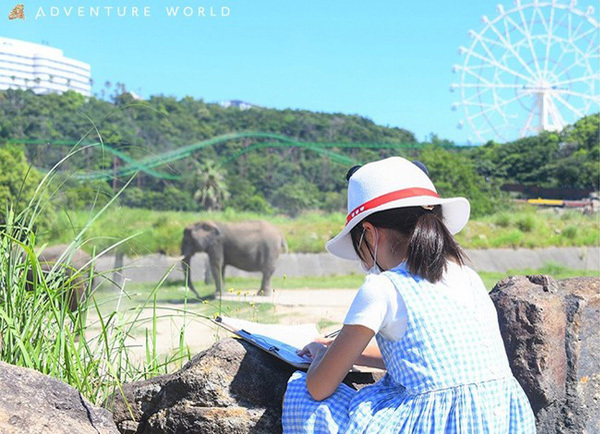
[0, 148, 194, 407]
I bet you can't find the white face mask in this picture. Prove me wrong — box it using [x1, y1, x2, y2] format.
[358, 228, 381, 275]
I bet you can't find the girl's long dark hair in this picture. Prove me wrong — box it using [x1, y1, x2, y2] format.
[350, 206, 466, 283]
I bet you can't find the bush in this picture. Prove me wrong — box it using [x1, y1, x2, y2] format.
[226, 176, 273, 214]
[516, 215, 536, 232]
[243, 195, 274, 214]
[562, 225, 578, 239]
[121, 186, 198, 211]
[321, 191, 346, 213]
[494, 212, 512, 228]
[52, 176, 114, 209]
[121, 186, 146, 208]
[271, 178, 320, 217]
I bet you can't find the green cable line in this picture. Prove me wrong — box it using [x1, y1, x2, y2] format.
[8, 132, 423, 181]
[9, 138, 183, 180]
[218, 141, 358, 167]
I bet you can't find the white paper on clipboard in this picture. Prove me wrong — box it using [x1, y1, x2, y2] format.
[213, 315, 320, 369]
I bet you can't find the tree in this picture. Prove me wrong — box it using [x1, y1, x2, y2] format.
[419, 146, 506, 217]
[0, 146, 53, 232]
[271, 178, 320, 217]
[193, 160, 230, 211]
[0, 146, 42, 210]
[553, 114, 600, 190]
[226, 176, 272, 214]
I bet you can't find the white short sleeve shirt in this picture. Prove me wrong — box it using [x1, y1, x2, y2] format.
[343, 262, 487, 341]
[344, 273, 408, 341]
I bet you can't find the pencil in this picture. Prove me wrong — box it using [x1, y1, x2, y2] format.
[324, 329, 341, 338]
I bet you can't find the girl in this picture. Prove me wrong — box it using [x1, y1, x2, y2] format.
[282, 157, 536, 433]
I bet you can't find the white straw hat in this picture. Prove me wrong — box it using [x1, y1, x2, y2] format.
[325, 157, 470, 260]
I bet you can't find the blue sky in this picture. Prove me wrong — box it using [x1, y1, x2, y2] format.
[2, 0, 598, 144]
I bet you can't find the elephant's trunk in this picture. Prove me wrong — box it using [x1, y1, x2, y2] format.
[181, 256, 201, 299]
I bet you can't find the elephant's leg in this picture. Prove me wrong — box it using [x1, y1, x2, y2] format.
[204, 256, 213, 284]
[221, 265, 226, 290]
[209, 260, 224, 298]
[182, 256, 201, 299]
[258, 264, 276, 296]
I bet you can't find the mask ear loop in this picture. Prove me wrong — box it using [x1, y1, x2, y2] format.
[361, 226, 384, 271]
[358, 228, 366, 250]
[373, 228, 380, 269]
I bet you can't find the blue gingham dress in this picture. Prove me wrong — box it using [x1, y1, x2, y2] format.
[282, 264, 536, 433]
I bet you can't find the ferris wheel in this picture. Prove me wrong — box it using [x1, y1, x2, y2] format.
[451, 0, 600, 143]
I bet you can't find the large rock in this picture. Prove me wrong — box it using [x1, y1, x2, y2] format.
[0, 361, 119, 434]
[109, 338, 382, 434]
[490, 275, 600, 433]
[109, 275, 598, 434]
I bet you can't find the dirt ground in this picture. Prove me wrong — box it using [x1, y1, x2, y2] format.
[88, 288, 358, 366]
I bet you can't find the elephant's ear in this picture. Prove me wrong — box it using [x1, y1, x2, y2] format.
[201, 222, 222, 237]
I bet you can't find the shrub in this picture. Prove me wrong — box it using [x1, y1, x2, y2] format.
[52, 176, 114, 209]
[121, 187, 197, 212]
[271, 178, 320, 217]
[516, 215, 536, 232]
[226, 177, 272, 214]
[494, 212, 512, 228]
[321, 191, 346, 213]
[562, 225, 578, 239]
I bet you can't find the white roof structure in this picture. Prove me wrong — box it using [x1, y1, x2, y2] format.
[0, 37, 91, 97]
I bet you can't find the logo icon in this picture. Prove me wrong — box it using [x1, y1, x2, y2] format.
[9, 4, 25, 20]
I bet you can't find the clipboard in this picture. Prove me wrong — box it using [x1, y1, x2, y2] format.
[213, 315, 316, 369]
[212, 316, 381, 373]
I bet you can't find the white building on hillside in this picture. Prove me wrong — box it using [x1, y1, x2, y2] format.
[0, 37, 91, 96]
[219, 99, 259, 110]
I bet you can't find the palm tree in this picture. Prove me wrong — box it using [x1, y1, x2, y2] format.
[193, 159, 230, 211]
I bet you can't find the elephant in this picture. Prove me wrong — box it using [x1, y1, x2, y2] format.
[25, 244, 96, 312]
[181, 221, 287, 298]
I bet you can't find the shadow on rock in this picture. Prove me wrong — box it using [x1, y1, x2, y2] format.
[108, 337, 382, 434]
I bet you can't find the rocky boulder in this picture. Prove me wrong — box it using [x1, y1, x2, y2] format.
[490, 275, 600, 433]
[109, 337, 382, 434]
[0, 361, 119, 434]
[109, 275, 599, 434]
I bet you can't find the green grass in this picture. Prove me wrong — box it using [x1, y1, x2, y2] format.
[103, 279, 278, 324]
[479, 263, 599, 290]
[1, 153, 199, 408]
[455, 206, 599, 249]
[40, 204, 599, 257]
[1, 215, 180, 407]
[121, 264, 597, 301]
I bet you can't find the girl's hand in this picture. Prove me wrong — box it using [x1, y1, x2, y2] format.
[297, 342, 327, 360]
[313, 337, 335, 346]
[305, 325, 375, 401]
